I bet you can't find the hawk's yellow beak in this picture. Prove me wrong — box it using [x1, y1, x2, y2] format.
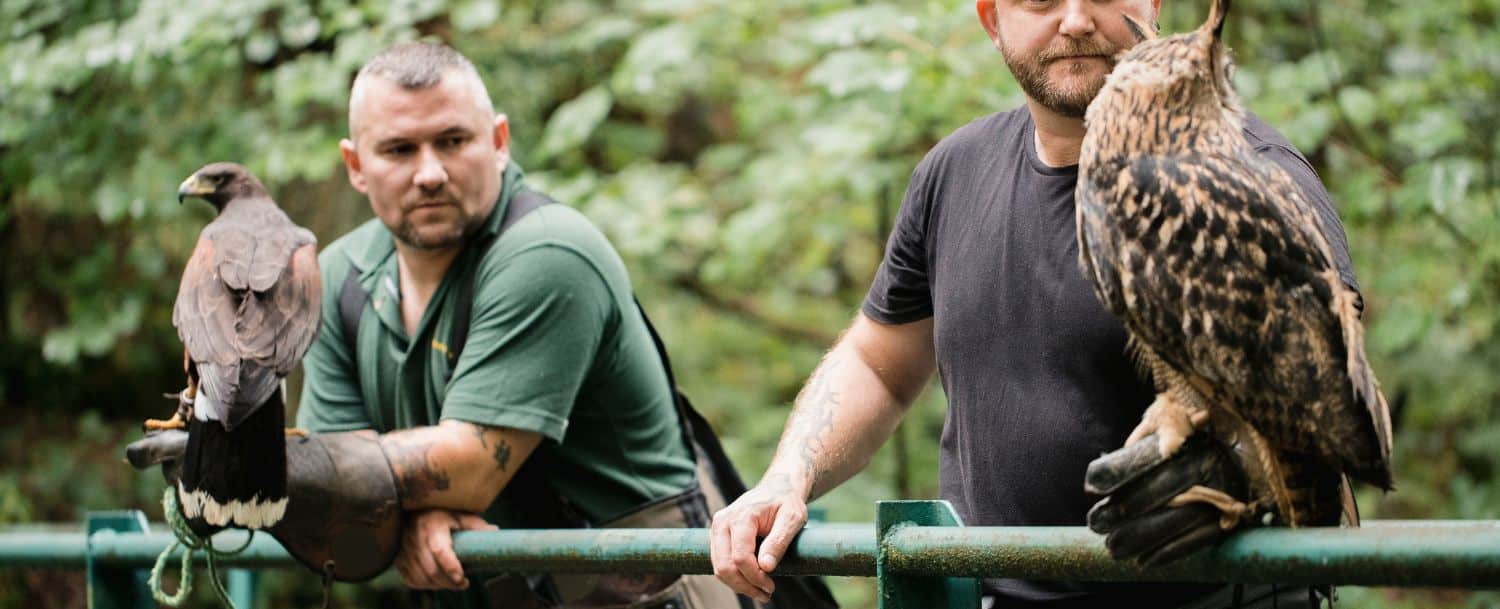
[177, 174, 215, 204]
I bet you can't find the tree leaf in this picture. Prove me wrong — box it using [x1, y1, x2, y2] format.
[535, 86, 614, 163]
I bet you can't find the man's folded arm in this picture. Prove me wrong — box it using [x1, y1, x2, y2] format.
[377, 421, 542, 513]
[386, 244, 612, 512]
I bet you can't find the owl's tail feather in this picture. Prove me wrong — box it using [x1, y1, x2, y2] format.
[177, 392, 288, 529]
[1339, 474, 1360, 527]
[1333, 277, 1394, 491]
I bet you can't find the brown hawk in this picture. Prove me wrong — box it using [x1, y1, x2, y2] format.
[146, 162, 321, 529]
[1075, 0, 1393, 527]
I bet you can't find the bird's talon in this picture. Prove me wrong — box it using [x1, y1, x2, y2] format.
[1127, 393, 1204, 460]
[284, 428, 309, 438]
[1124, 396, 1167, 447]
[143, 415, 188, 432]
[1167, 485, 1251, 530]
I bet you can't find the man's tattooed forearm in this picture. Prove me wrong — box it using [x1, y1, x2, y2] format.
[787, 352, 842, 483]
[385, 437, 451, 503]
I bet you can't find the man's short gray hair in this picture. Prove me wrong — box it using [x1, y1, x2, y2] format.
[347, 41, 494, 139]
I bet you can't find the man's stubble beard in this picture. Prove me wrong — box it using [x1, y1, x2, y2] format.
[395, 208, 485, 251]
[1000, 37, 1120, 119]
[393, 169, 504, 251]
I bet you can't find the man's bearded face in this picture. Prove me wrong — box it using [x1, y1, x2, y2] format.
[1000, 35, 1123, 118]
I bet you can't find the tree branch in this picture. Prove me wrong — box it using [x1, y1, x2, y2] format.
[670, 274, 839, 346]
[1425, 207, 1481, 251]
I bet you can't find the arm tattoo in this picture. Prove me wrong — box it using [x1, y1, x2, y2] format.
[468, 422, 511, 472]
[472, 423, 488, 448]
[385, 437, 451, 503]
[786, 351, 842, 485]
[492, 438, 512, 472]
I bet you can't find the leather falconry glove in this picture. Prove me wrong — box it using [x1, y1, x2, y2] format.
[1084, 429, 1264, 567]
[126, 429, 403, 582]
[1086, 413, 1352, 568]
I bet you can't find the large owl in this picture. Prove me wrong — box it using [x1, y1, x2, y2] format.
[1075, 0, 1392, 527]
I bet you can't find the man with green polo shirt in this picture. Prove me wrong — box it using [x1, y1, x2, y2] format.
[295, 41, 740, 608]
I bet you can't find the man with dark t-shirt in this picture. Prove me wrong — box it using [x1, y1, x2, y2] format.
[710, 1, 1356, 608]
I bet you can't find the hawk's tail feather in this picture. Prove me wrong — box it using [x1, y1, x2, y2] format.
[178, 393, 288, 529]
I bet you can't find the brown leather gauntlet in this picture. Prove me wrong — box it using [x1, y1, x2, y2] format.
[127, 430, 403, 582]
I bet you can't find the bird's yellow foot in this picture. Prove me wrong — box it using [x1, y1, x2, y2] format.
[1125, 393, 1209, 460]
[1167, 485, 1259, 530]
[284, 428, 309, 438]
[143, 414, 187, 432]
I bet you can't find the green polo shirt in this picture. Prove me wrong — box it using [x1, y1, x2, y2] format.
[296, 163, 695, 525]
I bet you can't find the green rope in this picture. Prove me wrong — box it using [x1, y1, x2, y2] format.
[147, 488, 255, 608]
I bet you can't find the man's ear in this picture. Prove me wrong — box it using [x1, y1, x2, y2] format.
[975, 0, 1002, 51]
[340, 138, 367, 194]
[493, 113, 511, 171]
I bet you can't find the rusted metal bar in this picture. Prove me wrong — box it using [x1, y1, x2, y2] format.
[453, 524, 877, 576]
[882, 521, 1500, 588]
[0, 524, 877, 575]
[0, 531, 89, 567]
[88, 529, 290, 568]
[4, 517, 1500, 588]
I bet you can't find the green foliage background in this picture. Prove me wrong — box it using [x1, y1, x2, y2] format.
[2, 0, 1497, 607]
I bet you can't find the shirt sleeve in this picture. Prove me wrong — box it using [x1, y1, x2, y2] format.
[1251, 139, 1361, 293]
[862, 155, 939, 324]
[295, 257, 375, 433]
[439, 244, 613, 442]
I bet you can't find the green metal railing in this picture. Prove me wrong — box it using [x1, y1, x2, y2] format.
[4, 501, 1500, 608]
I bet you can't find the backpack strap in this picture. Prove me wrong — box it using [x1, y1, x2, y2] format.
[338, 267, 367, 356]
[447, 189, 555, 364]
[633, 298, 750, 499]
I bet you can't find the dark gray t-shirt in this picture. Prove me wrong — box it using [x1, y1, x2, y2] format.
[863, 107, 1356, 607]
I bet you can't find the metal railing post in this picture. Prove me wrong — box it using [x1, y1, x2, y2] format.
[227, 568, 259, 609]
[876, 501, 979, 609]
[86, 511, 152, 609]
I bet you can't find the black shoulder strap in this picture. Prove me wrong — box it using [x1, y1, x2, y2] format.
[338, 267, 366, 356]
[633, 298, 749, 497]
[448, 189, 555, 364]
[335, 188, 556, 367]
